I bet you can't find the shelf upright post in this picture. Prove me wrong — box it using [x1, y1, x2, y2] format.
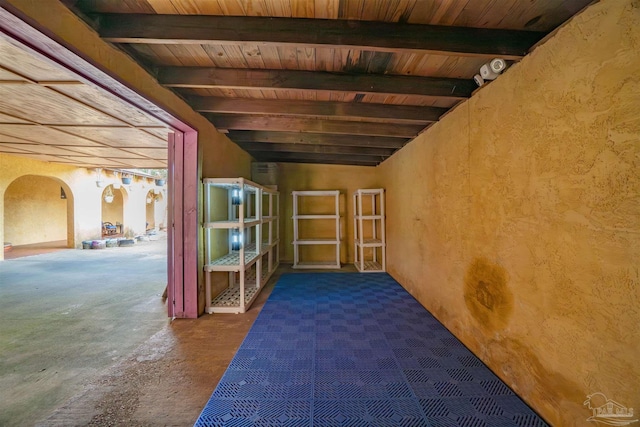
[238, 181, 245, 312]
[292, 192, 299, 267]
[381, 190, 386, 271]
[204, 181, 211, 312]
[336, 191, 341, 268]
[228, 183, 234, 306]
[256, 186, 262, 291]
[358, 190, 365, 272]
[352, 193, 358, 270]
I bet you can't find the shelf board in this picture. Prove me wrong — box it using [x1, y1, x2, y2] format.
[204, 218, 260, 228]
[292, 190, 340, 196]
[261, 243, 272, 254]
[355, 260, 384, 272]
[355, 238, 384, 246]
[203, 177, 260, 191]
[293, 239, 340, 245]
[293, 261, 341, 269]
[293, 214, 339, 219]
[260, 240, 279, 251]
[206, 283, 260, 314]
[355, 215, 384, 220]
[204, 250, 260, 271]
[354, 189, 384, 195]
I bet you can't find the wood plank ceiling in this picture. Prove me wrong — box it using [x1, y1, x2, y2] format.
[0, 32, 170, 169]
[67, 0, 592, 167]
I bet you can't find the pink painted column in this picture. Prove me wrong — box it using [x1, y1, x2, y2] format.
[182, 131, 199, 318]
[167, 131, 198, 319]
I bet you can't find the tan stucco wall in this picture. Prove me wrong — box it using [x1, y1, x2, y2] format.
[5, 0, 637, 415]
[276, 163, 381, 264]
[0, 153, 170, 259]
[1, 154, 83, 257]
[4, 175, 67, 245]
[4, 0, 252, 314]
[378, 0, 640, 424]
[102, 186, 124, 227]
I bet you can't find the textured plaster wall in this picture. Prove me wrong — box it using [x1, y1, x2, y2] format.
[378, 0, 640, 424]
[276, 163, 381, 264]
[1, 153, 82, 260]
[0, 153, 169, 260]
[4, 0, 252, 314]
[102, 187, 124, 227]
[4, 175, 67, 245]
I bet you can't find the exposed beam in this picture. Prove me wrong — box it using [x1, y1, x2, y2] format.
[237, 142, 395, 157]
[0, 5, 194, 134]
[228, 131, 409, 148]
[255, 158, 379, 167]
[206, 114, 423, 137]
[98, 14, 545, 59]
[161, 68, 476, 99]
[189, 97, 445, 124]
[252, 151, 382, 166]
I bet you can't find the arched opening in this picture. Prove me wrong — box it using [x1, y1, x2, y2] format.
[101, 184, 125, 237]
[154, 191, 167, 231]
[4, 175, 74, 253]
[145, 189, 156, 231]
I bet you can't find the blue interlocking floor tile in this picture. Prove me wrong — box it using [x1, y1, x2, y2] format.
[194, 273, 548, 427]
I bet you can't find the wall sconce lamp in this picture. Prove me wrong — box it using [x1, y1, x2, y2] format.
[60, 188, 67, 199]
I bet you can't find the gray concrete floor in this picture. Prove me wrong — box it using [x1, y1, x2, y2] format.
[0, 238, 169, 427]
[1, 239, 357, 426]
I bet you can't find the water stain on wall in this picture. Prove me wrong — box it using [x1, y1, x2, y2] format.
[463, 257, 513, 330]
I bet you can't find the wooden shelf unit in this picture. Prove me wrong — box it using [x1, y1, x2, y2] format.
[203, 178, 279, 314]
[353, 188, 386, 273]
[292, 190, 341, 269]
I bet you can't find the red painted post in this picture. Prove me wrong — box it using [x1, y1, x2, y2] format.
[182, 130, 199, 318]
[0, 4, 201, 318]
[172, 132, 185, 317]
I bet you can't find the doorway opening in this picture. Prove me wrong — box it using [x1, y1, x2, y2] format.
[4, 174, 73, 258]
[101, 184, 126, 237]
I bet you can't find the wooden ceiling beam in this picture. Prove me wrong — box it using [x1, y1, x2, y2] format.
[252, 151, 383, 166]
[228, 131, 409, 148]
[97, 14, 544, 59]
[205, 114, 423, 138]
[256, 157, 379, 167]
[189, 96, 445, 124]
[161, 68, 475, 99]
[236, 142, 395, 157]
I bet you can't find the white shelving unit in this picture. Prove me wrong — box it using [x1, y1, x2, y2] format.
[353, 188, 386, 272]
[203, 178, 279, 314]
[292, 190, 341, 269]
